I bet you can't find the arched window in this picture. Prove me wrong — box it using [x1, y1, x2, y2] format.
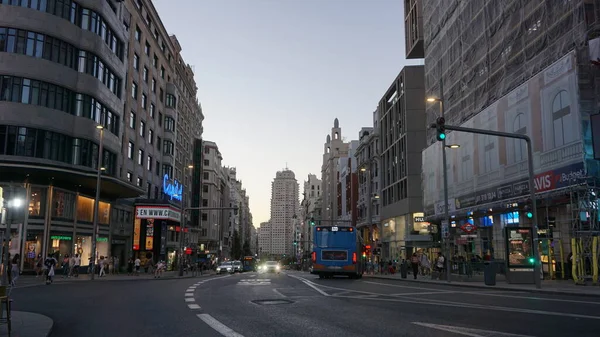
[483, 135, 495, 172]
[512, 113, 527, 162]
[334, 132, 339, 139]
[552, 90, 571, 147]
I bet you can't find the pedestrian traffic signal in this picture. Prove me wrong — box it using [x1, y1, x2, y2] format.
[309, 217, 315, 226]
[435, 117, 446, 141]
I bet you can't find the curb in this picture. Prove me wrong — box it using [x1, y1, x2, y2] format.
[10, 311, 54, 337]
[365, 275, 600, 298]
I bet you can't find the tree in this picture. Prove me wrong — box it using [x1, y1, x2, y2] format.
[242, 240, 252, 257]
[231, 230, 242, 260]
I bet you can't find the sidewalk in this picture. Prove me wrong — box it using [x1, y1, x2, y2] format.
[12, 271, 215, 289]
[0, 311, 53, 337]
[364, 273, 600, 297]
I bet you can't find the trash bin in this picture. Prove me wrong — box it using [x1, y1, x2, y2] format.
[400, 261, 408, 279]
[484, 261, 496, 286]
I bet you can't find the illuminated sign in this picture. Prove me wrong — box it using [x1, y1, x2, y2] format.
[133, 219, 141, 250]
[136, 207, 181, 222]
[163, 174, 182, 201]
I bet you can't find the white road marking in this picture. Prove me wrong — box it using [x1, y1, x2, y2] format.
[197, 313, 244, 337]
[188, 304, 201, 310]
[185, 293, 194, 297]
[412, 322, 535, 337]
[391, 291, 459, 296]
[288, 275, 331, 296]
[460, 291, 600, 305]
[272, 288, 287, 297]
[363, 280, 452, 292]
[185, 297, 195, 302]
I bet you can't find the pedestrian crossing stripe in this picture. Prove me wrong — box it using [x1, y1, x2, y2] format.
[238, 279, 271, 285]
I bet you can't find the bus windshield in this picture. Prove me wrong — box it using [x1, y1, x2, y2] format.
[315, 227, 355, 248]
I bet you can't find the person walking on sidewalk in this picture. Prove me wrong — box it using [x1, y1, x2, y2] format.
[98, 256, 106, 277]
[420, 252, 431, 276]
[44, 254, 57, 285]
[410, 253, 420, 279]
[134, 257, 141, 275]
[434, 252, 445, 280]
[10, 254, 20, 286]
[71, 254, 80, 277]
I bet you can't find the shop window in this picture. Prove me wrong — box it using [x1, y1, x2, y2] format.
[77, 195, 94, 222]
[49, 234, 73, 258]
[98, 201, 110, 224]
[52, 189, 75, 219]
[75, 236, 109, 265]
[29, 187, 46, 217]
[24, 230, 43, 270]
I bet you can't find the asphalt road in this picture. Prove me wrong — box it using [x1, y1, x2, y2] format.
[9, 271, 600, 336]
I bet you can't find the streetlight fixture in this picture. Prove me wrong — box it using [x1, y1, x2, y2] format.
[90, 125, 104, 281]
[427, 91, 451, 283]
[446, 144, 460, 149]
[2, 194, 23, 286]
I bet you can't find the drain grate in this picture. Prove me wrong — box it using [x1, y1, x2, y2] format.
[251, 299, 294, 305]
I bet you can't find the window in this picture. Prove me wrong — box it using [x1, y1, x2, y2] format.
[147, 182, 152, 198]
[141, 93, 147, 109]
[142, 66, 148, 82]
[160, 66, 165, 79]
[203, 172, 209, 180]
[164, 117, 175, 132]
[128, 141, 134, 159]
[552, 90, 573, 148]
[204, 147, 210, 154]
[159, 88, 164, 102]
[147, 155, 152, 171]
[139, 121, 145, 137]
[148, 130, 153, 145]
[137, 177, 142, 187]
[131, 82, 138, 100]
[137, 149, 143, 165]
[129, 111, 136, 129]
[150, 103, 155, 118]
[156, 160, 160, 176]
[162, 164, 173, 177]
[135, 26, 141, 41]
[157, 136, 161, 150]
[153, 54, 158, 67]
[127, 171, 132, 182]
[163, 140, 174, 155]
[483, 135, 494, 173]
[144, 41, 150, 55]
[512, 113, 527, 163]
[204, 159, 209, 166]
[151, 78, 156, 92]
[158, 112, 163, 126]
[133, 53, 139, 70]
[202, 185, 208, 193]
[166, 94, 176, 108]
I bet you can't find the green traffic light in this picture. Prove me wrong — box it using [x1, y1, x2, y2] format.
[437, 133, 446, 141]
[526, 212, 533, 219]
[528, 257, 535, 264]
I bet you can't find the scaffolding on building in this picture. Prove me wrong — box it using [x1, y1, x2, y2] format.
[566, 178, 600, 285]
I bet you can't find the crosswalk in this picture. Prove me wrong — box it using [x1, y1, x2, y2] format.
[237, 278, 271, 286]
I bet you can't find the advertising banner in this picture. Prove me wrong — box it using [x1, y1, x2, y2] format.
[423, 51, 585, 216]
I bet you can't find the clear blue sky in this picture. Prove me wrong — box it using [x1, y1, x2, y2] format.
[153, 0, 421, 226]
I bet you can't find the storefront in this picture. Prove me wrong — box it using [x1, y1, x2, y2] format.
[133, 204, 182, 268]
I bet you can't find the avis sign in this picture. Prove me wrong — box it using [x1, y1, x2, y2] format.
[163, 174, 183, 201]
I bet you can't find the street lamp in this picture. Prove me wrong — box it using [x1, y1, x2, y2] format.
[446, 144, 460, 149]
[178, 164, 194, 276]
[90, 125, 104, 281]
[426, 92, 451, 283]
[2, 194, 23, 286]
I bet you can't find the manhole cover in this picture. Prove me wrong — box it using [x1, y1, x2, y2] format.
[251, 299, 294, 305]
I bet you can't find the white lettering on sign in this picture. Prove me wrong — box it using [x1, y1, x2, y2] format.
[136, 207, 181, 221]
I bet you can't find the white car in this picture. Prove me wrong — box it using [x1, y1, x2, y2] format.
[216, 262, 234, 274]
[262, 261, 280, 274]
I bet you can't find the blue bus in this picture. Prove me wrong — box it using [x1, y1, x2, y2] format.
[310, 225, 364, 279]
[242, 256, 257, 272]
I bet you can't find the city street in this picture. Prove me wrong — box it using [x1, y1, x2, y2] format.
[11, 271, 598, 337]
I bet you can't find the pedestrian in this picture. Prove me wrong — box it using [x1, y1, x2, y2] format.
[420, 252, 431, 276]
[44, 253, 57, 285]
[10, 254, 20, 286]
[99, 256, 106, 277]
[410, 253, 420, 279]
[127, 257, 134, 276]
[71, 254, 81, 277]
[134, 256, 141, 276]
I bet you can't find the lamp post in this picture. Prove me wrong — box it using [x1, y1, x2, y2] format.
[2, 189, 23, 286]
[427, 88, 452, 283]
[90, 125, 104, 281]
[178, 164, 194, 277]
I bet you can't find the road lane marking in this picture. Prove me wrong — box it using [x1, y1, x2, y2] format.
[412, 322, 535, 337]
[188, 304, 201, 310]
[287, 275, 330, 296]
[197, 313, 244, 337]
[363, 280, 453, 292]
[272, 288, 287, 297]
[185, 298, 195, 302]
[460, 291, 600, 305]
[333, 294, 600, 320]
[185, 293, 194, 297]
[391, 291, 459, 296]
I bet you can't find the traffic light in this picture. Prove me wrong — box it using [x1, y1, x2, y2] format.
[293, 241, 297, 246]
[528, 257, 535, 264]
[309, 217, 315, 226]
[435, 117, 446, 141]
[362, 252, 366, 258]
[526, 211, 533, 219]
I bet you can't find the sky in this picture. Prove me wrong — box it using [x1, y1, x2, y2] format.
[152, 0, 421, 226]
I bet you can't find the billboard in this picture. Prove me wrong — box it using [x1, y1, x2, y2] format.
[423, 51, 585, 216]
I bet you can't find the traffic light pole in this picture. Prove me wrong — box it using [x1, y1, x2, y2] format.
[437, 89, 452, 284]
[434, 123, 541, 289]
